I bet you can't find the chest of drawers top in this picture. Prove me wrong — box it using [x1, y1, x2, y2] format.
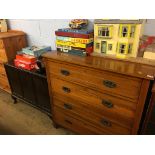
[43, 51, 155, 80]
[0, 30, 26, 39]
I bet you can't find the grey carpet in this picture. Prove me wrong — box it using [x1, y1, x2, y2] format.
[0, 89, 73, 135]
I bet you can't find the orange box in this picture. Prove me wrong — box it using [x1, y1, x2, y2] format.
[16, 54, 36, 63]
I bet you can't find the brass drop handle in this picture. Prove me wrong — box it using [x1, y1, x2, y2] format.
[65, 119, 72, 125]
[61, 69, 70, 76]
[101, 119, 111, 127]
[102, 99, 113, 108]
[64, 103, 72, 110]
[103, 80, 116, 88]
[62, 86, 71, 93]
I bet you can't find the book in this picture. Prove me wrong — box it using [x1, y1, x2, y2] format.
[57, 28, 93, 34]
[55, 31, 93, 39]
[56, 40, 93, 48]
[56, 36, 93, 44]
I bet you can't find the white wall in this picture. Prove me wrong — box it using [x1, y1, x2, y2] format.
[8, 19, 155, 50]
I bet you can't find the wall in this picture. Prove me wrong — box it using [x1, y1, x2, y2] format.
[8, 19, 155, 50]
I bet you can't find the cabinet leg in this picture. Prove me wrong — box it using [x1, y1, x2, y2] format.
[53, 121, 59, 129]
[48, 115, 52, 120]
[11, 96, 17, 104]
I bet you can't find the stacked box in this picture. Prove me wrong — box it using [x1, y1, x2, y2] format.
[55, 28, 94, 56]
[14, 46, 51, 70]
[14, 54, 37, 70]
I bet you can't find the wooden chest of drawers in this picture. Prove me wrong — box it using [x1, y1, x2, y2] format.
[43, 51, 155, 134]
[0, 30, 27, 93]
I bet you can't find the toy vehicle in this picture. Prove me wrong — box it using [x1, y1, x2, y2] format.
[69, 19, 88, 29]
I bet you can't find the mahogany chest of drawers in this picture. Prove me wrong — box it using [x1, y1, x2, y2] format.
[43, 51, 155, 134]
[0, 30, 27, 93]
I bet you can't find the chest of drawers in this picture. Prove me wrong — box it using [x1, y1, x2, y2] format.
[43, 51, 155, 134]
[0, 30, 27, 93]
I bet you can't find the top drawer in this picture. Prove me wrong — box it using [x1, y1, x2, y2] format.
[47, 61, 142, 101]
[0, 40, 4, 49]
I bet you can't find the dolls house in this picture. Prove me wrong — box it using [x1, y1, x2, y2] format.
[94, 19, 144, 58]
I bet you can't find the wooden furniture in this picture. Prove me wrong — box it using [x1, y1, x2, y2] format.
[43, 51, 155, 134]
[4, 62, 51, 116]
[141, 82, 155, 134]
[0, 30, 27, 93]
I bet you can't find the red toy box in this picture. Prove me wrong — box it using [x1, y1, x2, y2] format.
[14, 59, 37, 70]
[16, 54, 36, 63]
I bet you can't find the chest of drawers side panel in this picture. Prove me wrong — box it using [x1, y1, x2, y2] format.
[131, 79, 151, 134]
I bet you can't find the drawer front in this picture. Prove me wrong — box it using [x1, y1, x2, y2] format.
[54, 106, 130, 135]
[0, 49, 7, 62]
[51, 78, 136, 128]
[53, 94, 135, 128]
[0, 63, 7, 76]
[48, 61, 142, 101]
[0, 40, 4, 49]
[0, 75, 10, 92]
[54, 106, 112, 134]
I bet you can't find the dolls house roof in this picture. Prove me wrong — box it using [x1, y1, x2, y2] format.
[94, 19, 144, 24]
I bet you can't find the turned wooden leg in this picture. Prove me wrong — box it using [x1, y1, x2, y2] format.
[53, 121, 59, 129]
[11, 95, 17, 104]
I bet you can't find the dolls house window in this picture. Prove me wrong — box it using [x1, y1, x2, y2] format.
[108, 44, 113, 51]
[128, 44, 133, 54]
[122, 26, 128, 37]
[130, 26, 135, 37]
[119, 44, 126, 54]
[96, 43, 100, 49]
[98, 27, 110, 37]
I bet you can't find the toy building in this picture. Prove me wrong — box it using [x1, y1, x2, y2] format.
[94, 19, 145, 58]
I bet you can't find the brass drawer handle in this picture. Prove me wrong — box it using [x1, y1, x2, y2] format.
[65, 119, 72, 125]
[62, 86, 71, 93]
[103, 80, 116, 88]
[64, 103, 72, 110]
[102, 99, 113, 108]
[61, 69, 70, 76]
[101, 119, 111, 127]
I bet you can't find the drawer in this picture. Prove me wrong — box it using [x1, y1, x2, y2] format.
[0, 49, 7, 62]
[0, 75, 10, 92]
[48, 61, 142, 101]
[53, 94, 135, 128]
[54, 106, 131, 135]
[54, 106, 112, 134]
[0, 63, 6, 76]
[0, 40, 4, 49]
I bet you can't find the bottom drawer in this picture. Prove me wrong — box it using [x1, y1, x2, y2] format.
[0, 75, 10, 93]
[54, 106, 112, 135]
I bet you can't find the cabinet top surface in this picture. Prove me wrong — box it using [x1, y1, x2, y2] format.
[43, 51, 155, 80]
[0, 30, 26, 39]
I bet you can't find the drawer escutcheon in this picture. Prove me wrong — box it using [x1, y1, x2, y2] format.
[61, 69, 70, 76]
[64, 103, 73, 110]
[103, 80, 116, 88]
[102, 99, 113, 108]
[101, 118, 112, 127]
[62, 86, 71, 93]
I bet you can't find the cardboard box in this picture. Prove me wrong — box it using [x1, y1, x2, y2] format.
[14, 59, 36, 70]
[16, 54, 36, 63]
[22, 46, 51, 57]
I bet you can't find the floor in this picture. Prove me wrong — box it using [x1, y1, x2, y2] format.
[0, 89, 73, 135]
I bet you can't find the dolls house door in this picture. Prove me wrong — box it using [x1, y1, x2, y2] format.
[101, 41, 107, 53]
